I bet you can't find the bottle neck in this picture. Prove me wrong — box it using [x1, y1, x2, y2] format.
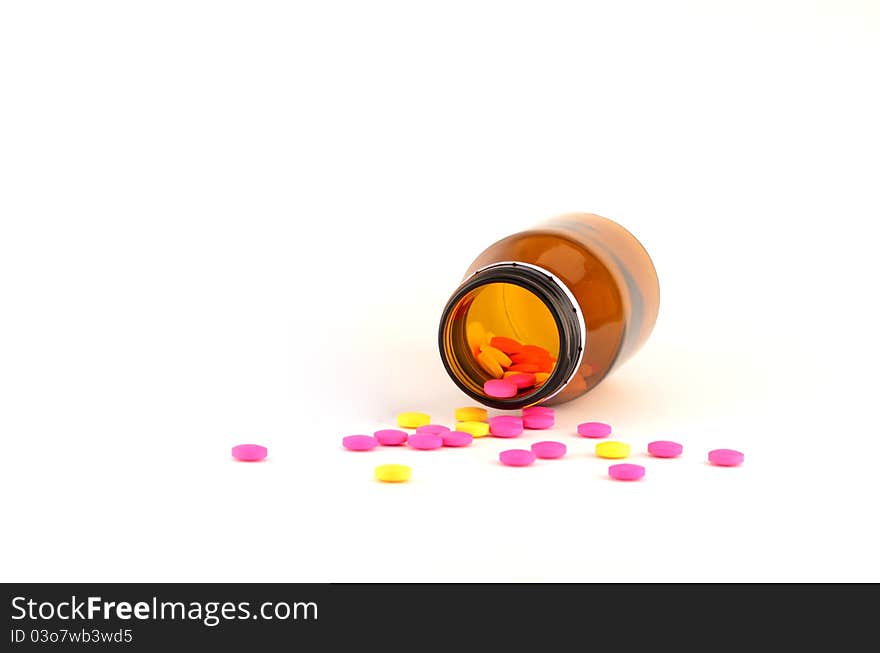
[438, 261, 585, 409]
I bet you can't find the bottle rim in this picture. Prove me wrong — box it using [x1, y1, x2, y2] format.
[437, 261, 586, 409]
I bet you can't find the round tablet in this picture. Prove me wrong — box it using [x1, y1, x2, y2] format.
[477, 351, 505, 378]
[375, 464, 411, 483]
[608, 463, 645, 481]
[490, 336, 524, 354]
[374, 429, 408, 446]
[504, 372, 536, 389]
[708, 448, 744, 466]
[342, 435, 378, 451]
[442, 431, 473, 447]
[648, 440, 683, 458]
[491, 414, 522, 422]
[522, 406, 554, 417]
[489, 416, 524, 438]
[397, 411, 430, 429]
[455, 406, 488, 422]
[416, 424, 451, 435]
[531, 441, 566, 459]
[499, 449, 537, 467]
[523, 413, 554, 429]
[456, 421, 490, 438]
[595, 441, 630, 459]
[407, 433, 443, 450]
[231, 444, 267, 462]
[484, 379, 518, 398]
[577, 422, 612, 438]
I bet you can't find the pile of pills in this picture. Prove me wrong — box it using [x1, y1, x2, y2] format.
[330, 403, 744, 483]
[468, 334, 557, 399]
[234, 405, 745, 487]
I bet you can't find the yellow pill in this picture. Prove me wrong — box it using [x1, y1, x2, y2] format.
[456, 421, 490, 438]
[455, 406, 488, 422]
[595, 441, 631, 459]
[397, 411, 430, 428]
[375, 464, 411, 483]
[466, 321, 486, 352]
[479, 344, 512, 368]
[534, 372, 550, 385]
[477, 351, 505, 378]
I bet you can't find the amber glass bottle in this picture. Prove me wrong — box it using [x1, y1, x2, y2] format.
[438, 213, 660, 409]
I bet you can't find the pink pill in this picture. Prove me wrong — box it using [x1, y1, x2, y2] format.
[489, 416, 524, 438]
[608, 463, 645, 481]
[416, 424, 451, 435]
[648, 440, 683, 458]
[491, 414, 522, 422]
[231, 444, 267, 462]
[374, 429, 408, 446]
[523, 413, 554, 429]
[522, 406, 554, 417]
[708, 448, 744, 466]
[442, 430, 473, 447]
[407, 433, 443, 450]
[499, 449, 537, 467]
[531, 441, 566, 459]
[342, 435, 378, 451]
[577, 422, 612, 438]
[484, 379, 518, 398]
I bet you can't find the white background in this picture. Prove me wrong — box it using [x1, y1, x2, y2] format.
[1, 1, 878, 582]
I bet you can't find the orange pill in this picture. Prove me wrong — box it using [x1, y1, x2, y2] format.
[479, 344, 512, 368]
[508, 362, 542, 373]
[521, 344, 552, 358]
[535, 360, 555, 373]
[490, 336, 524, 355]
[477, 351, 505, 378]
[534, 372, 550, 385]
[504, 372, 536, 389]
[511, 351, 553, 366]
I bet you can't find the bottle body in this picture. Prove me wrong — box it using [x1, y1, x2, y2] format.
[438, 213, 659, 408]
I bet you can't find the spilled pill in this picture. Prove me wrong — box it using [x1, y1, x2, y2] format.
[416, 424, 451, 435]
[595, 441, 630, 459]
[397, 412, 431, 429]
[499, 449, 537, 467]
[522, 406, 554, 417]
[531, 441, 566, 459]
[374, 429, 408, 446]
[456, 421, 490, 438]
[708, 449, 744, 466]
[375, 464, 411, 483]
[648, 440, 683, 458]
[231, 444, 267, 462]
[608, 463, 645, 481]
[489, 416, 524, 438]
[455, 406, 488, 422]
[342, 435, 378, 451]
[442, 431, 474, 447]
[523, 413, 554, 429]
[577, 422, 612, 438]
[407, 433, 443, 450]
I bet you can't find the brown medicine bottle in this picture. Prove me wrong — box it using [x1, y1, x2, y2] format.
[438, 213, 660, 409]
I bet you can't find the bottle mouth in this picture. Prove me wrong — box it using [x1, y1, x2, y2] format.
[438, 262, 585, 409]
